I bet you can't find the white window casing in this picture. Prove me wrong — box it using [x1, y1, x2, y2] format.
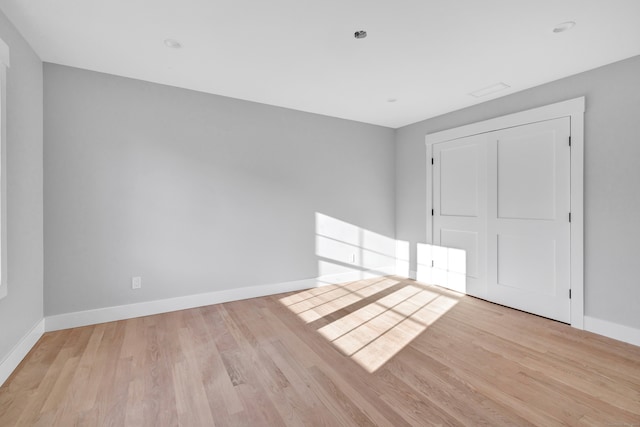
[0, 37, 9, 300]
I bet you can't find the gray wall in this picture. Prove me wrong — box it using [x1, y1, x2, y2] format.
[0, 11, 44, 361]
[44, 64, 395, 316]
[396, 55, 640, 330]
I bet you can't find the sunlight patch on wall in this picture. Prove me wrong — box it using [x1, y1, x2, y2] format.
[417, 243, 467, 293]
[315, 213, 396, 280]
[395, 240, 410, 278]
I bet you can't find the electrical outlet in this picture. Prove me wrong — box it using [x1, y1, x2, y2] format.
[132, 276, 142, 290]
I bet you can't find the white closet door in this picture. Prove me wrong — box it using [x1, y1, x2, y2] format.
[486, 117, 571, 322]
[433, 134, 487, 297]
[432, 117, 571, 323]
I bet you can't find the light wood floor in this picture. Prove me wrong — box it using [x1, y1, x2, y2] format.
[1, 276, 639, 426]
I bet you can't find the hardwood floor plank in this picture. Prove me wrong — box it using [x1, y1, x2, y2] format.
[394, 345, 536, 426]
[12, 346, 76, 427]
[262, 340, 340, 427]
[375, 366, 463, 427]
[124, 373, 144, 427]
[0, 331, 69, 424]
[378, 361, 492, 426]
[199, 308, 246, 423]
[1, 276, 639, 426]
[141, 323, 178, 427]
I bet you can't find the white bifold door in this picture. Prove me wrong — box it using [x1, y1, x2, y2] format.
[433, 117, 571, 323]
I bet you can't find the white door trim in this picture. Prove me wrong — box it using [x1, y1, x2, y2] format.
[425, 97, 585, 329]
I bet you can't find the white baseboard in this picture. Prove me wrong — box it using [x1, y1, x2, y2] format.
[584, 316, 640, 347]
[0, 319, 45, 387]
[45, 266, 396, 332]
[408, 270, 417, 280]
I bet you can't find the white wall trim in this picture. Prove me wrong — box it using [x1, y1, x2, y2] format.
[584, 316, 640, 347]
[0, 37, 9, 67]
[425, 97, 585, 329]
[0, 45, 8, 300]
[45, 266, 396, 332]
[424, 97, 585, 145]
[0, 319, 45, 386]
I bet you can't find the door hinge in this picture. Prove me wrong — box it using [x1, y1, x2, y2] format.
[431, 157, 434, 165]
[431, 260, 434, 268]
[569, 136, 572, 147]
[569, 212, 572, 222]
[431, 209, 434, 216]
[569, 289, 572, 299]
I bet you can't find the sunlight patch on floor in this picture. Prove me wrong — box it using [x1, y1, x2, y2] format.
[280, 280, 459, 373]
[280, 278, 399, 323]
[349, 294, 458, 372]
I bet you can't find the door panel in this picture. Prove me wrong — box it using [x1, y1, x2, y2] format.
[497, 131, 556, 220]
[440, 144, 479, 217]
[441, 229, 478, 278]
[433, 134, 487, 297]
[497, 234, 556, 295]
[487, 117, 571, 322]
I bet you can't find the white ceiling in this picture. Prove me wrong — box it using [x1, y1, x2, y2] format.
[1, 0, 639, 128]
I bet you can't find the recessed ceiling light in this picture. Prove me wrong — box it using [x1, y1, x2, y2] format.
[553, 21, 576, 33]
[164, 39, 182, 49]
[354, 30, 367, 39]
[469, 82, 511, 98]
[387, 98, 397, 103]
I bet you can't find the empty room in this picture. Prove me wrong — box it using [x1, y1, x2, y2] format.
[1, 0, 639, 425]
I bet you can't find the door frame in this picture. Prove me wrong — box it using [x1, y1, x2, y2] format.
[425, 97, 585, 329]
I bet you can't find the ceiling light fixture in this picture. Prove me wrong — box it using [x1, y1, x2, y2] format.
[553, 21, 576, 33]
[354, 30, 367, 39]
[469, 82, 511, 98]
[164, 39, 182, 49]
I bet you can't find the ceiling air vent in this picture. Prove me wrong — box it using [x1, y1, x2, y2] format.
[469, 82, 510, 98]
